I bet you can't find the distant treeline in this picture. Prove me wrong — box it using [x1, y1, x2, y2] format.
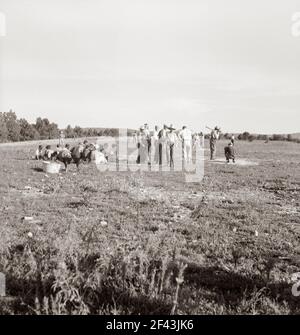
[0, 111, 298, 143]
[205, 131, 300, 143]
[64, 126, 125, 138]
[0, 110, 131, 143]
[0, 110, 59, 142]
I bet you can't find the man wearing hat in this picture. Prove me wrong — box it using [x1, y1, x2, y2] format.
[166, 124, 177, 168]
[136, 125, 146, 164]
[210, 126, 221, 160]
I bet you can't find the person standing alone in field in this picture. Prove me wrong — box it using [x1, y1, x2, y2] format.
[209, 126, 221, 160]
[59, 130, 65, 147]
[152, 125, 159, 164]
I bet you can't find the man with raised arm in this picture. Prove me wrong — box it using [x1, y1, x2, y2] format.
[209, 126, 221, 160]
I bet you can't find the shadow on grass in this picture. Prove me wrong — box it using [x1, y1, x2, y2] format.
[3, 251, 298, 314]
[67, 201, 87, 208]
[3, 273, 172, 315]
[182, 263, 298, 313]
[32, 167, 44, 172]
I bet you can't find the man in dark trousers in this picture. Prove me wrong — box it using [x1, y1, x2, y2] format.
[224, 142, 235, 163]
[144, 123, 152, 165]
[136, 126, 146, 164]
[158, 124, 168, 167]
[209, 126, 221, 160]
[166, 124, 177, 169]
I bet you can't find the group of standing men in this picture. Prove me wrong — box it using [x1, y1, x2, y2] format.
[134, 124, 204, 168]
[134, 124, 235, 167]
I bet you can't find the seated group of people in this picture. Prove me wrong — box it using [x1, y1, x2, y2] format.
[35, 140, 109, 163]
[35, 143, 78, 161]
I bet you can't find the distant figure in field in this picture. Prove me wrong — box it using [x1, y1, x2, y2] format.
[98, 147, 108, 163]
[210, 126, 221, 160]
[44, 145, 54, 161]
[35, 145, 44, 160]
[179, 126, 193, 164]
[158, 124, 169, 166]
[132, 132, 137, 144]
[71, 142, 85, 169]
[192, 133, 199, 148]
[59, 130, 65, 147]
[82, 143, 96, 163]
[152, 125, 159, 164]
[56, 144, 73, 170]
[231, 135, 235, 145]
[50, 144, 62, 160]
[166, 124, 177, 168]
[224, 142, 235, 163]
[144, 123, 152, 165]
[199, 132, 204, 147]
[136, 126, 147, 164]
[100, 143, 110, 162]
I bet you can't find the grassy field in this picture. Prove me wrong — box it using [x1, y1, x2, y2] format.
[0, 138, 300, 315]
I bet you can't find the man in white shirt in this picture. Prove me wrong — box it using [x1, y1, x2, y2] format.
[179, 126, 192, 164]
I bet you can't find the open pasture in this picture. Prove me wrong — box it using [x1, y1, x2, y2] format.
[0, 139, 299, 314]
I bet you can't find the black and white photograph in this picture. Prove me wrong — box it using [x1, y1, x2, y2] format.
[0, 0, 300, 319]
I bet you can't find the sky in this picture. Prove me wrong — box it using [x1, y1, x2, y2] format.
[0, 0, 300, 133]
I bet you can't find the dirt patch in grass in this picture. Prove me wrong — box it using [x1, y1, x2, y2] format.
[208, 158, 259, 166]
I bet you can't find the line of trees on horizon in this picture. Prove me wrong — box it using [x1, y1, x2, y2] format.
[0, 110, 60, 142]
[223, 132, 300, 143]
[0, 111, 299, 144]
[204, 131, 300, 143]
[0, 110, 123, 143]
